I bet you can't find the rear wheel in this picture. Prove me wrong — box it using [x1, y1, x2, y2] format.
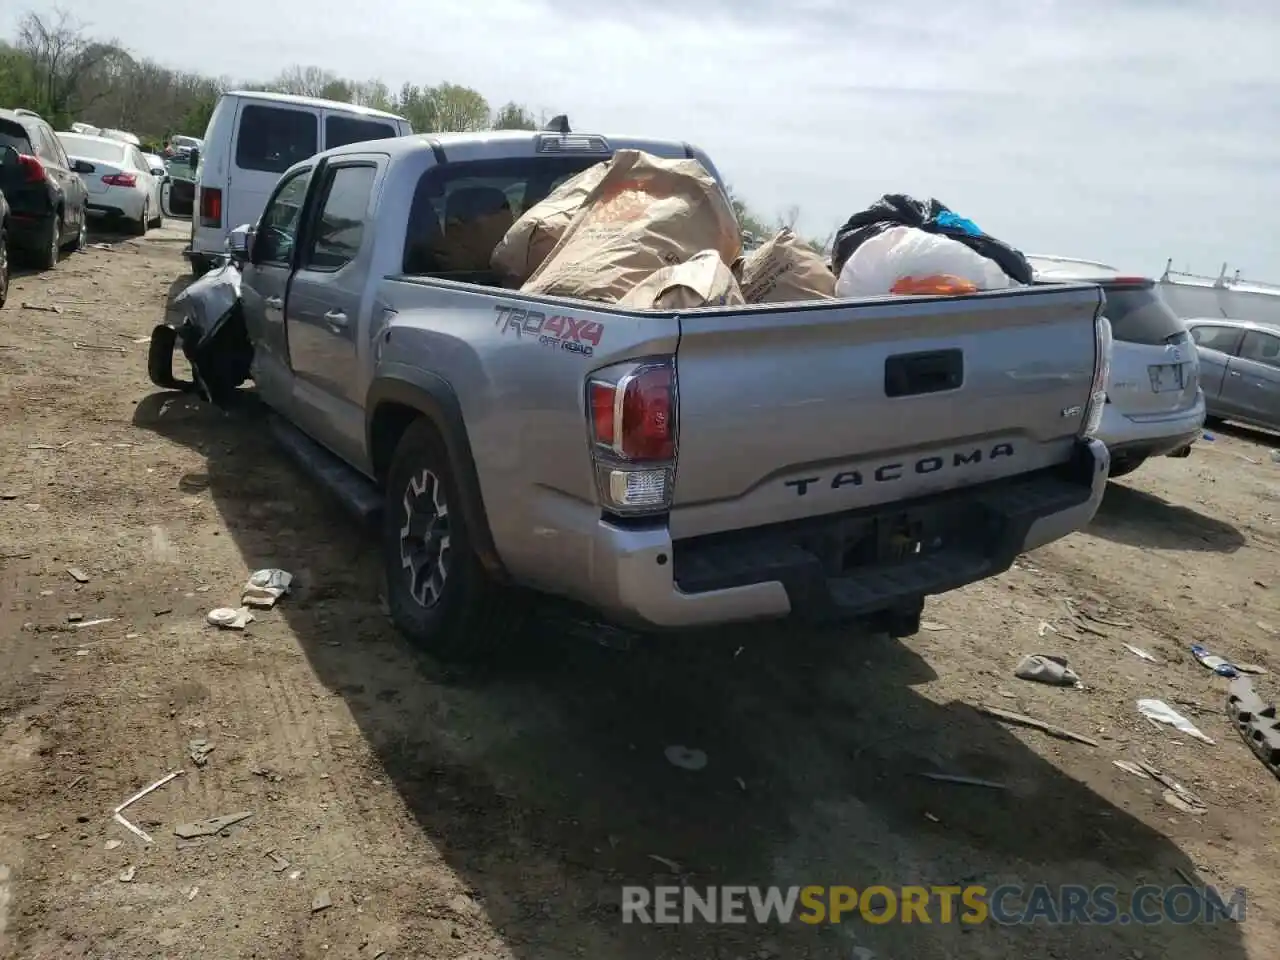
[381, 419, 527, 661]
[31, 214, 60, 270]
[0, 225, 10, 308]
[129, 200, 149, 237]
[1108, 455, 1147, 479]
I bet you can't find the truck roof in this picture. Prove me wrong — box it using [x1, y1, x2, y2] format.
[223, 89, 407, 122]
[307, 129, 721, 187]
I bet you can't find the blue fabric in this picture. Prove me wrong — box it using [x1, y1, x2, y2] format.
[934, 210, 981, 236]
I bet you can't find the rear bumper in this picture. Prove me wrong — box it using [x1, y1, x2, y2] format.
[86, 191, 144, 220]
[1096, 392, 1205, 461]
[577, 438, 1109, 631]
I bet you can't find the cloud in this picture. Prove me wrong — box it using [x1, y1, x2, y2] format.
[5, 0, 1277, 276]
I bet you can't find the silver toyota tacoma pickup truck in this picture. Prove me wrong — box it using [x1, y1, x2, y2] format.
[153, 127, 1113, 659]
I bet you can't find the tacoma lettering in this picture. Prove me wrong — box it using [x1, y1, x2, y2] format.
[784, 444, 1015, 496]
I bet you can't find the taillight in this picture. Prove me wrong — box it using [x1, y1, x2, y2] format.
[586, 359, 677, 514]
[1081, 315, 1112, 438]
[101, 172, 137, 187]
[17, 153, 44, 183]
[200, 186, 222, 229]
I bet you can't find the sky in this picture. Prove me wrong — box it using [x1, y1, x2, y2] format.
[4, 0, 1278, 278]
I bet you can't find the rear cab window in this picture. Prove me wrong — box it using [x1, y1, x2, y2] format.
[402, 155, 604, 276]
[1100, 284, 1186, 345]
[303, 164, 377, 270]
[235, 104, 319, 174]
[324, 115, 396, 150]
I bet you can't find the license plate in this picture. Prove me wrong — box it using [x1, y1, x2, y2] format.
[1149, 363, 1184, 393]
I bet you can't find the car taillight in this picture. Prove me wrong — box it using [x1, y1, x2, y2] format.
[586, 359, 677, 514]
[200, 186, 222, 229]
[1081, 314, 1112, 438]
[17, 153, 44, 183]
[102, 172, 137, 187]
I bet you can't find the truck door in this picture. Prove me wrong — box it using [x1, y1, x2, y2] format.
[283, 156, 382, 466]
[239, 167, 312, 408]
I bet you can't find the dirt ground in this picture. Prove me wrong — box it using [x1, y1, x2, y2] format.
[2, 226, 1280, 960]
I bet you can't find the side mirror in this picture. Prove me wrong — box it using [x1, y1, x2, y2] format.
[151, 166, 165, 176]
[227, 224, 254, 265]
[187, 148, 200, 170]
[70, 158, 95, 175]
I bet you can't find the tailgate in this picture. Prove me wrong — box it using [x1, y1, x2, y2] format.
[670, 284, 1103, 539]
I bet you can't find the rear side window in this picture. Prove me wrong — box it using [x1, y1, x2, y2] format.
[325, 115, 396, 150]
[402, 155, 603, 275]
[1189, 325, 1243, 354]
[1240, 330, 1280, 369]
[235, 105, 318, 174]
[304, 164, 376, 270]
[0, 119, 34, 155]
[1101, 285, 1186, 345]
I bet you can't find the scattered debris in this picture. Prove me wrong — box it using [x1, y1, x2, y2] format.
[188, 739, 214, 767]
[1014, 653, 1082, 687]
[73, 617, 117, 629]
[33, 833, 51, 841]
[1227, 677, 1280, 780]
[920, 772, 1007, 790]
[1138, 761, 1207, 814]
[207, 606, 254, 630]
[973, 704, 1099, 746]
[1113, 760, 1150, 780]
[242, 568, 293, 609]
[648, 854, 682, 872]
[73, 341, 126, 354]
[66, 566, 90, 583]
[265, 849, 291, 872]
[1235, 662, 1269, 676]
[1037, 621, 1056, 638]
[187, 886, 199, 901]
[1124, 643, 1160, 663]
[119, 865, 137, 882]
[113, 770, 183, 844]
[1137, 699, 1215, 744]
[1190, 643, 1238, 677]
[920, 621, 948, 632]
[104, 839, 122, 851]
[21, 302, 63, 313]
[174, 811, 253, 839]
[664, 745, 707, 771]
[311, 890, 333, 913]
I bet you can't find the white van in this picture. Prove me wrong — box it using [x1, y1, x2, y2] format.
[163, 90, 411, 276]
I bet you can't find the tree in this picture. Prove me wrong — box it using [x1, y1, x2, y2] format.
[14, 9, 117, 125]
[492, 101, 537, 130]
[430, 82, 489, 132]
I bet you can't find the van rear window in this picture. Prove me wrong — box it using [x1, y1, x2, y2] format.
[401, 155, 603, 277]
[235, 105, 318, 174]
[325, 115, 396, 150]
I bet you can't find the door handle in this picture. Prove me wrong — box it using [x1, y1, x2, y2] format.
[264, 296, 283, 308]
[324, 310, 349, 327]
[1229, 370, 1242, 377]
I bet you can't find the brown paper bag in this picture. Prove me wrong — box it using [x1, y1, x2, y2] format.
[490, 160, 610, 285]
[738, 229, 836, 303]
[521, 150, 742, 303]
[617, 251, 745, 310]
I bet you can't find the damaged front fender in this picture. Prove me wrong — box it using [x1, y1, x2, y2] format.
[147, 259, 254, 407]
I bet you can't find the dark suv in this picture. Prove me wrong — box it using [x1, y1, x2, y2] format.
[0, 108, 89, 269]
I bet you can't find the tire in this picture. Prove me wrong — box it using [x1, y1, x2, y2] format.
[0, 225, 9, 309]
[129, 201, 149, 237]
[64, 213, 87, 252]
[381, 419, 526, 661]
[1108, 455, 1147, 479]
[31, 214, 60, 270]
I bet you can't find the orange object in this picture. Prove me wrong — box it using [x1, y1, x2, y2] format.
[890, 274, 979, 296]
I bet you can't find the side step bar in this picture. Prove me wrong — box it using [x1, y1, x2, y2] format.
[268, 414, 383, 528]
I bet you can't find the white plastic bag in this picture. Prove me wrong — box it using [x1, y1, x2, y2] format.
[835, 225, 1018, 298]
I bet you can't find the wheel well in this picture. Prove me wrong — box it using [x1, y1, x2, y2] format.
[370, 402, 439, 483]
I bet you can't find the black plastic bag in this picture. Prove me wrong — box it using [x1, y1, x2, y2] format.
[831, 194, 1033, 286]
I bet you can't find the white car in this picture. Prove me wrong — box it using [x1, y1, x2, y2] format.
[57, 132, 162, 235]
[1028, 256, 1205, 478]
